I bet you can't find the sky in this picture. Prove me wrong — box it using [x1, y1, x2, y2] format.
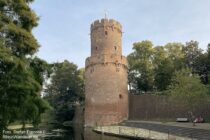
[31, 0, 210, 68]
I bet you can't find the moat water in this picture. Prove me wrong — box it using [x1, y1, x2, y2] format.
[42, 125, 131, 140]
[3, 125, 132, 140]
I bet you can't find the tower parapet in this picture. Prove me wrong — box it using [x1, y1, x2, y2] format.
[90, 19, 122, 31]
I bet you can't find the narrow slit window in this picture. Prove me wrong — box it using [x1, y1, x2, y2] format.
[114, 46, 117, 51]
[105, 31, 108, 35]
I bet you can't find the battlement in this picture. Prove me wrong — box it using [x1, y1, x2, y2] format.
[91, 18, 122, 31]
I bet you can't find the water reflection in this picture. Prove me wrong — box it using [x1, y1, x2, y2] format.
[43, 125, 131, 140]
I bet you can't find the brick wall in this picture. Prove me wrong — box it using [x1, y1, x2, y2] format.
[129, 94, 210, 121]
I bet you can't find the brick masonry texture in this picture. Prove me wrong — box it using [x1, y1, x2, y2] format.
[129, 94, 210, 120]
[84, 18, 128, 126]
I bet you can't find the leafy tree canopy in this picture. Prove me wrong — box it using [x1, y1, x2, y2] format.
[167, 68, 209, 112]
[0, 0, 50, 138]
[44, 60, 84, 123]
[127, 40, 210, 93]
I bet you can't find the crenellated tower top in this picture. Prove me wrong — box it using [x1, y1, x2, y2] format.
[90, 18, 122, 32]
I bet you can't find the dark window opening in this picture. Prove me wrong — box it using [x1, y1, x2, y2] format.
[90, 67, 94, 73]
[95, 46, 98, 50]
[105, 31, 108, 35]
[114, 46, 117, 51]
[119, 94, 123, 99]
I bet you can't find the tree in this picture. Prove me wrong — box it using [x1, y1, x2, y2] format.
[127, 40, 154, 93]
[167, 68, 209, 115]
[153, 46, 172, 91]
[164, 42, 185, 70]
[207, 44, 210, 70]
[184, 41, 209, 85]
[154, 43, 185, 91]
[183, 40, 203, 69]
[193, 52, 209, 84]
[127, 41, 186, 93]
[0, 0, 50, 137]
[44, 60, 84, 123]
[207, 44, 210, 94]
[154, 61, 174, 90]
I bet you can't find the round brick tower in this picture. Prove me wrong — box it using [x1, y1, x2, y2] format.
[84, 18, 128, 126]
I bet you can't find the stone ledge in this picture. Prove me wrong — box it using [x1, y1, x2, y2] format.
[93, 126, 192, 140]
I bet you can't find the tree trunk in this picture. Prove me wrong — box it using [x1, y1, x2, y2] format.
[0, 120, 5, 140]
[22, 121, 26, 130]
[0, 125, 3, 140]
